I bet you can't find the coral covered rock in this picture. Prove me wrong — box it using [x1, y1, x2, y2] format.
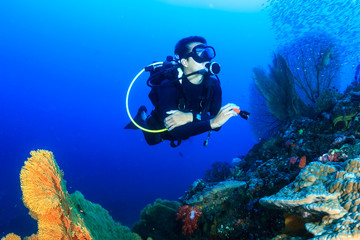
[70, 191, 141, 240]
[180, 180, 247, 208]
[260, 158, 360, 239]
[132, 199, 185, 240]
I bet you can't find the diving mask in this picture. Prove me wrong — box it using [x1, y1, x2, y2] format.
[184, 44, 216, 63]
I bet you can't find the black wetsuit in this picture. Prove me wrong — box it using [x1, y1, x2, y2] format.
[145, 74, 222, 145]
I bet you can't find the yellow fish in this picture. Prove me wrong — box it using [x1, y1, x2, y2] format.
[316, 46, 333, 71]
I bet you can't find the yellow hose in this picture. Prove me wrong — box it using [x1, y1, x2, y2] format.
[126, 62, 168, 133]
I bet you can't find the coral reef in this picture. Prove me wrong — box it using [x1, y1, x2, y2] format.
[176, 205, 203, 235]
[250, 53, 311, 140]
[253, 53, 309, 122]
[260, 158, 360, 239]
[132, 199, 186, 240]
[175, 179, 280, 239]
[203, 161, 232, 183]
[132, 66, 360, 239]
[70, 191, 142, 240]
[250, 30, 346, 140]
[2, 150, 141, 240]
[331, 94, 360, 130]
[314, 88, 341, 116]
[179, 180, 247, 208]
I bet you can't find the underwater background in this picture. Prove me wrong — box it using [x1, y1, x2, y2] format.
[1, 0, 359, 238]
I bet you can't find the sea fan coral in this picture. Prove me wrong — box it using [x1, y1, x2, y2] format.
[23, 234, 38, 240]
[1, 233, 21, 240]
[20, 150, 92, 240]
[2, 149, 141, 240]
[176, 205, 202, 235]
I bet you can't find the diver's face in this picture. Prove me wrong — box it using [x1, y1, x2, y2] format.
[181, 42, 208, 75]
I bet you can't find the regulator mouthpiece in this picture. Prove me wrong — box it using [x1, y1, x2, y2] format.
[205, 62, 220, 75]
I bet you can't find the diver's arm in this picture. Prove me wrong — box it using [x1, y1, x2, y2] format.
[166, 104, 239, 139]
[167, 119, 213, 139]
[166, 105, 238, 139]
[164, 110, 193, 131]
[210, 103, 239, 129]
[164, 84, 223, 139]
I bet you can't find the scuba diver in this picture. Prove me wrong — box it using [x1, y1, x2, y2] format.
[126, 36, 248, 147]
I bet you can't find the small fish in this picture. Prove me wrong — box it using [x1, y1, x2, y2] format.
[289, 156, 298, 165]
[316, 46, 333, 71]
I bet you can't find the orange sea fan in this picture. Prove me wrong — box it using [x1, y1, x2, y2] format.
[20, 150, 92, 240]
[1, 233, 21, 240]
[23, 234, 38, 240]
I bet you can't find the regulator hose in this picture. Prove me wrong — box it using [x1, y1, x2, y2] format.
[126, 62, 168, 133]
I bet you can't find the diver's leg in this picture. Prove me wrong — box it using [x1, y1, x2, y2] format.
[124, 106, 147, 129]
[142, 115, 163, 145]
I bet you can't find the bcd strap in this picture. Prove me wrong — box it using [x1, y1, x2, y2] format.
[200, 83, 214, 118]
[173, 77, 213, 114]
[177, 97, 186, 111]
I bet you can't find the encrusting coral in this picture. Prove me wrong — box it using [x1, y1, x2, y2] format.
[180, 180, 247, 208]
[260, 158, 360, 239]
[2, 149, 141, 240]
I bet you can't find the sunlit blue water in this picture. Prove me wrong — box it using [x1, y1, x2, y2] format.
[3, 0, 358, 238]
[0, 1, 274, 236]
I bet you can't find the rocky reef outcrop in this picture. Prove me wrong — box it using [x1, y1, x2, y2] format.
[133, 82, 360, 240]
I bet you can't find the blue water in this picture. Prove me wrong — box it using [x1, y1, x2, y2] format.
[0, 0, 275, 237]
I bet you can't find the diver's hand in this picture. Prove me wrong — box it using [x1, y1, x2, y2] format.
[210, 103, 239, 129]
[165, 110, 193, 131]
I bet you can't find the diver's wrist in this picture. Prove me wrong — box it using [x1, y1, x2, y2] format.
[210, 118, 219, 129]
[192, 112, 196, 122]
[177, 111, 193, 123]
